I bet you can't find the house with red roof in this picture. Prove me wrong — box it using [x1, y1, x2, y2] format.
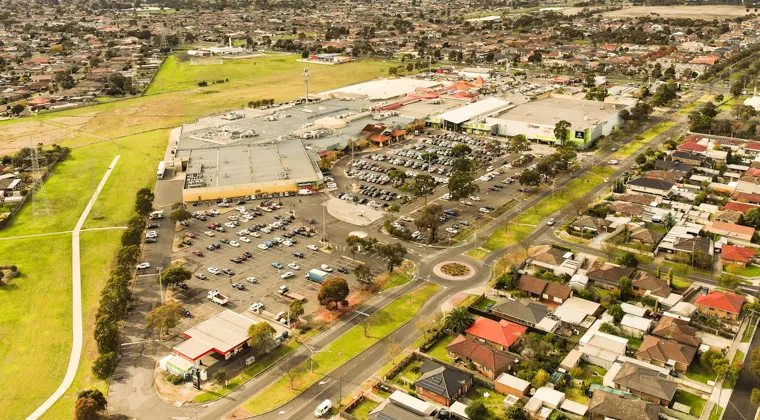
[464, 317, 527, 351]
[445, 335, 517, 379]
[724, 202, 759, 213]
[678, 140, 707, 153]
[705, 221, 755, 244]
[720, 245, 757, 268]
[695, 291, 745, 320]
[732, 192, 760, 204]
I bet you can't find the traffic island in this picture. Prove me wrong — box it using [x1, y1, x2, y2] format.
[433, 261, 476, 281]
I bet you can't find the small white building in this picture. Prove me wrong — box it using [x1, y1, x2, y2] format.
[620, 314, 653, 338]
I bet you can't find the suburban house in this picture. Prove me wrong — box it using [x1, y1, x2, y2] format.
[464, 317, 527, 351]
[588, 389, 660, 420]
[527, 246, 583, 277]
[580, 331, 628, 369]
[635, 335, 697, 372]
[706, 221, 755, 244]
[651, 316, 701, 347]
[445, 335, 517, 379]
[626, 178, 674, 198]
[621, 314, 653, 338]
[414, 360, 473, 406]
[570, 215, 609, 234]
[490, 299, 552, 329]
[494, 372, 531, 397]
[515, 275, 573, 304]
[695, 291, 745, 320]
[632, 273, 672, 299]
[612, 362, 677, 406]
[628, 226, 665, 249]
[669, 236, 713, 262]
[720, 244, 757, 268]
[586, 262, 636, 290]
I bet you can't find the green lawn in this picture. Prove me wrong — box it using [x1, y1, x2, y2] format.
[484, 166, 614, 250]
[675, 390, 706, 417]
[466, 248, 489, 260]
[743, 321, 757, 343]
[686, 362, 718, 384]
[709, 404, 724, 420]
[194, 340, 299, 403]
[423, 333, 457, 362]
[380, 271, 411, 292]
[565, 387, 589, 404]
[474, 298, 497, 311]
[242, 282, 441, 415]
[347, 398, 380, 419]
[612, 121, 676, 159]
[736, 265, 760, 278]
[390, 359, 424, 390]
[465, 386, 508, 419]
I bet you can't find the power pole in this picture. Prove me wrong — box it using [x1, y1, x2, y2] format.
[303, 67, 309, 104]
[28, 145, 51, 218]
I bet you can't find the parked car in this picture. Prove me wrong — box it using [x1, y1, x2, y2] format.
[207, 267, 220, 275]
[194, 273, 207, 280]
[137, 262, 151, 269]
[272, 262, 284, 269]
[293, 251, 305, 258]
[320, 264, 333, 272]
[232, 283, 245, 290]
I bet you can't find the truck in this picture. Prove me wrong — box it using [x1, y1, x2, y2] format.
[298, 188, 313, 196]
[157, 161, 166, 179]
[279, 287, 306, 302]
[207, 289, 229, 305]
[149, 210, 164, 219]
[305, 268, 329, 284]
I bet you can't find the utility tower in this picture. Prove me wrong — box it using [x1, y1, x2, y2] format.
[303, 67, 309, 104]
[28, 146, 50, 218]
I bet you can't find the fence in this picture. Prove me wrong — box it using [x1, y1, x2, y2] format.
[382, 352, 417, 381]
[339, 393, 367, 420]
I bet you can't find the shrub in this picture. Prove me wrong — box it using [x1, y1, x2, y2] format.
[92, 352, 116, 379]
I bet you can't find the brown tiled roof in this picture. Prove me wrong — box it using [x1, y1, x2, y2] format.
[446, 335, 517, 372]
[516, 275, 548, 295]
[613, 362, 677, 401]
[544, 282, 572, 300]
[589, 390, 660, 420]
[636, 336, 697, 366]
[651, 317, 701, 347]
[633, 274, 671, 298]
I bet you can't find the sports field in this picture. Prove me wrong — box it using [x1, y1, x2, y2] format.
[0, 53, 406, 418]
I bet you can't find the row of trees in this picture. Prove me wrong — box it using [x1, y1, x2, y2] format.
[92, 188, 153, 379]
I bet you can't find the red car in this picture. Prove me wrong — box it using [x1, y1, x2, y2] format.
[192, 250, 204, 257]
[207, 223, 218, 229]
[185, 232, 196, 238]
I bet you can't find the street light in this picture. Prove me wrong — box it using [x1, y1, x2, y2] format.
[156, 266, 164, 305]
[299, 340, 331, 373]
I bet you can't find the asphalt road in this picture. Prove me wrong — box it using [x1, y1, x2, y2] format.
[724, 323, 760, 420]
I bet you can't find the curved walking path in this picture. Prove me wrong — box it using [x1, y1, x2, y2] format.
[26, 154, 121, 420]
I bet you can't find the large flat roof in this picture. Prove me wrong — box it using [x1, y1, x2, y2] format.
[321, 78, 445, 100]
[174, 310, 257, 360]
[492, 96, 623, 129]
[438, 97, 511, 124]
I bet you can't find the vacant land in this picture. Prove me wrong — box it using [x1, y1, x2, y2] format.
[568, 5, 751, 19]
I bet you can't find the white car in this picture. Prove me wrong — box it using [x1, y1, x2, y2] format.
[224, 222, 236, 228]
[146, 231, 158, 238]
[321, 264, 333, 272]
[209, 209, 219, 215]
[250, 231, 261, 238]
[246, 277, 257, 284]
[442, 193, 452, 200]
[229, 240, 240, 247]
[249, 302, 264, 312]
[603, 178, 610, 183]
[288, 262, 300, 270]
[547, 218, 555, 226]
[204, 231, 215, 237]
[258, 243, 269, 250]
[445, 227, 458, 234]
[281, 271, 295, 279]
[400, 216, 413, 222]
[469, 196, 481, 201]
[282, 240, 294, 247]
[137, 262, 151, 269]
[261, 227, 272, 234]
[228, 215, 239, 221]
[239, 236, 251, 243]
[235, 206, 246, 212]
[307, 244, 320, 251]
[479, 207, 491, 214]
[236, 230, 249, 236]
[207, 267, 220, 275]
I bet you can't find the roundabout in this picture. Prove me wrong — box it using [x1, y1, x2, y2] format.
[432, 261, 477, 281]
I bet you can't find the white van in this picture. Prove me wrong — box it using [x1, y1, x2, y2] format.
[298, 189, 313, 196]
[314, 399, 332, 417]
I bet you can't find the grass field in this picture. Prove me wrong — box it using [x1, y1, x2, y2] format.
[675, 390, 706, 417]
[346, 398, 380, 419]
[423, 333, 457, 362]
[594, 5, 750, 19]
[466, 248, 489, 260]
[242, 282, 441, 415]
[612, 121, 677, 159]
[484, 166, 614, 250]
[465, 386, 508, 419]
[709, 404, 724, 420]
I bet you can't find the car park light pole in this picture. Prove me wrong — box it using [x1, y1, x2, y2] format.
[157, 266, 164, 305]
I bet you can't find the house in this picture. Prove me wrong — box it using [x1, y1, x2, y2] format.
[610, 201, 645, 217]
[632, 273, 672, 298]
[494, 372, 530, 397]
[706, 221, 755, 244]
[588, 389, 660, 420]
[580, 331, 628, 369]
[652, 316, 701, 347]
[528, 246, 582, 276]
[621, 314, 653, 338]
[612, 362, 677, 406]
[720, 244, 757, 268]
[570, 215, 609, 234]
[670, 236, 713, 261]
[629, 226, 665, 249]
[627, 178, 674, 198]
[586, 262, 636, 290]
[464, 317, 527, 351]
[695, 291, 745, 320]
[413, 359, 473, 406]
[635, 335, 697, 372]
[446, 335, 517, 379]
[490, 300, 552, 330]
[654, 159, 692, 173]
[515, 275, 573, 304]
[672, 150, 709, 167]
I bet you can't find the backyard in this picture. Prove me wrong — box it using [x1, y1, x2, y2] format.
[674, 390, 706, 417]
[464, 386, 508, 419]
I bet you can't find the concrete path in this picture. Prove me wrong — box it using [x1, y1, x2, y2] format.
[0, 226, 126, 241]
[26, 154, 121, 420]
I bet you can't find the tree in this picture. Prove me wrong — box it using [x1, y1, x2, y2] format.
[465, 401, 488, 419]
[354, 263, 373, 284]
[248, 322, 276, 355]
[617, 252, 639, 268]
[635, 154, 647, 166]
[159, 265, 191, 287]
[451, 144, 472, 157]
[448, 170, 479, 200]
[54, 71, 75, 90]
[444, 307, 474, 334]
[75, 397, 100, 420]
[505, 401, 527, 420]
[290, 299, 305, 319]
[169, 208, 192, 223]
[732, 103, 757, 122]
[618, 277, 632, 301]
[532, 369, 550, 388]
[145, 302, 183, 336]
[608, 304, 624, 323]
[318, 277, 350, 310]
[651, 81, 678, 106]
[553, 120, 571, 145]
[415, 204, 444, 242]
[117, 244, 141, 268]
[743, 208, 760, 229]
[731, 79, 744, 97]
[376, 242, 408, 273]
[77, 390, 107, 412]
[92, 352, 116, 379]
[281, 364, 307, 390]
[213, 369, 228, 386]
[506, 134, 531, 153]
[518, 168, 541, 187]
[630, 102, 653, 120]
[752, 388, 760, 407]
[411, 174, 436, 204]
[134, 187, 154, 216]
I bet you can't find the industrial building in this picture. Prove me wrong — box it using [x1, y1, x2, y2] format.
[430, 97, 512, 133]
[486, 96, 634, 148]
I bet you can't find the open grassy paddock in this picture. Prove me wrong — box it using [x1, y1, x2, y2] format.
[584, 5, 751, 19]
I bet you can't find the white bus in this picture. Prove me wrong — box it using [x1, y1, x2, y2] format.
[157, 161, 166, 179]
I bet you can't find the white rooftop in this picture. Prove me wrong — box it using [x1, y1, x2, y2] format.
[621, 314, 652, 332]
[559, 297, 601, 316]
[620, 302, 648, 317]
[322, 78, 444, 101]
[496, 373, 531, 391]
[438, 97, 511, 124]
[553, 306, 587, 325]
[389, 390, 435, 415]
[174, 310, 258, 360]
[534, 387, 565, 408]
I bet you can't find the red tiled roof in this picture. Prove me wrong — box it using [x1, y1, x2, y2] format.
[678, 141, 707, 152]
[732, 192, 760, 204]
[744, 142, 760, 151]
[445, 335, 516, 372]
[696, 291, 745, 314]
[465, 317, 527, 348]
[721, 245, 756, 264]
[724, 202, 759, 213]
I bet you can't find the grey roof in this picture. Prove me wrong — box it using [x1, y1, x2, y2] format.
[368, 403, 427, 420]
[414, 360, 472, 399]
[492, 96, 623, 131]
[627, 177, 675, 191]
[613, 362, 677, 401]
[491, 300, 549, 325]
[654, 159, 693, 173]
[588, 389, 660, 420]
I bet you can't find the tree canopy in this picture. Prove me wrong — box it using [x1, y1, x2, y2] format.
[318, 277, 350, 310]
